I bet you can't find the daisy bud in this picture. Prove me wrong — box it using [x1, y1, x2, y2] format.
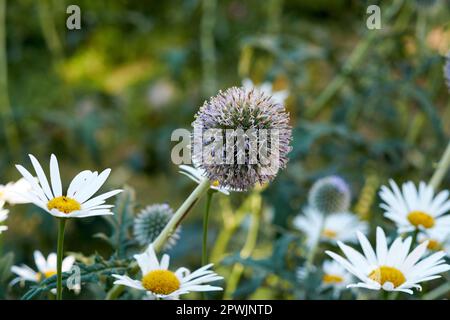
[308, 176, 351, 214]
[133, 204, 181, 250]
[192, 87, 292, 191]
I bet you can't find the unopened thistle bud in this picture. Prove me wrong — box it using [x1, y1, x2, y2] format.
[192, 87, 292, 191]
[133, 204, 180, 250]
[308, 176, 351, 214]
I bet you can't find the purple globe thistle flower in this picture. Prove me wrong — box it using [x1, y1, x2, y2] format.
[445, 53, 450, 92]
[192, 87, 292, 191]
[308, 176, 351, 214]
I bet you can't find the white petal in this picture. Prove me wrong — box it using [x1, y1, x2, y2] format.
[29, 154, 54, 200]
[376, 227, 388, 265]
[75, 169, 112, 203]
[33, 251, 47, 273]
[112, 275, 145, 290]
[49, 154, 62, 197]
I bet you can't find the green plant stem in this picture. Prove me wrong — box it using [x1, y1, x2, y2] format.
[153, 179, 211, 252]
[429, 141, 450, 190]
[202, 191, 213, 266]
[224, 199, 261, 299]
[202, 191, 214, 300]
[210, 197, 250, 263]
[56, 218, 66, 300]
[105, 179, 211, 300]
[423, 280, 450, 300]
[306, 215, 325, 269]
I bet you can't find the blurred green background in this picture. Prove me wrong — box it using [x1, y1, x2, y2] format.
[0, 0, 449, 299]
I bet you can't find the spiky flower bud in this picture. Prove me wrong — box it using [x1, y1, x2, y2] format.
[133, 204, 180, 250]
[308, 176, 351, 214]
[192, 87, 292, 191]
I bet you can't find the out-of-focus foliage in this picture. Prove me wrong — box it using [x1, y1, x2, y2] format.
[0, 0, 449, 299]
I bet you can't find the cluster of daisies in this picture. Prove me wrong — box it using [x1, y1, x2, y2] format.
[293, 177, 450, 296]
[1, 155, 225, 299]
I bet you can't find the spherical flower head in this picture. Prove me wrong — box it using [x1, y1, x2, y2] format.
[308, 176, 351, 214]
[445, 53, 450, 92]
[133, 204, 180, 250]
[192, 87, 292, 191]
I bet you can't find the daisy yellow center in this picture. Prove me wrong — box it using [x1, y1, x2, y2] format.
[44, 270, 57, 278]
[47, 196, 81, 214]
[368, 266, 406, 288]
[426, 239, 442, 251]
[323, 274, 343, 284]
[322, 229, 337, 239]
[211, 180, 220, 187]
[407, 211, 435, 229]
[141, 270, 180, 295]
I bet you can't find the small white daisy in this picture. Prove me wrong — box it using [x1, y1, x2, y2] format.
[0, 200, 9, 234]
[242, 78, 289, 105]
[326, 227, 450, 294]
[322, 260, 353, 289]
[418, 228, 450, 257]
[379, 180, 450, 233]
[15, 154, 122, 218]
[179, 165, 230, 195]
[112, 244, 223, 299]
[293, 207, 368, 247]
[0, 178, 33, 205]
[11, 250, 75, 285]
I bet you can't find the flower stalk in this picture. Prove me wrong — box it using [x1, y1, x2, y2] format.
[429, 141, 450, 190]
[202, 191, 214, 266]
[105, 178, 211, 300]
[56, 218, 66, 300]
[153, 179, 211, 252]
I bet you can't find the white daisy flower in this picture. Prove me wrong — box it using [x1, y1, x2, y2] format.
[11, 250, 75, 285]
[0, 200, 9, 234]
[321, 260, 353, 290]
[179, 165, 230, 195]
[0, 178, 33, 205]
[15, 154, 122, 218]
[112, 244, 223, 299]
[242, 78, 289, 105]
[293, 207, 368, 247]
[326, 227, 450, 294]
[418, 228, 450, 257]
[379, 180, 450, 233]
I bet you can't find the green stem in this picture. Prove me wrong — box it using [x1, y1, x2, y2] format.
[105, 179, 211, 300]
[202, 191, 213, 300]
[224, 198, 261, 299]
[306, 214, 325, 269]
[423, 279, 450, 300]
[153, 179, 211, 252]
[202, 191, 213, 266]
[56, 218, 66, 300]
[429, 141, 450, 190]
